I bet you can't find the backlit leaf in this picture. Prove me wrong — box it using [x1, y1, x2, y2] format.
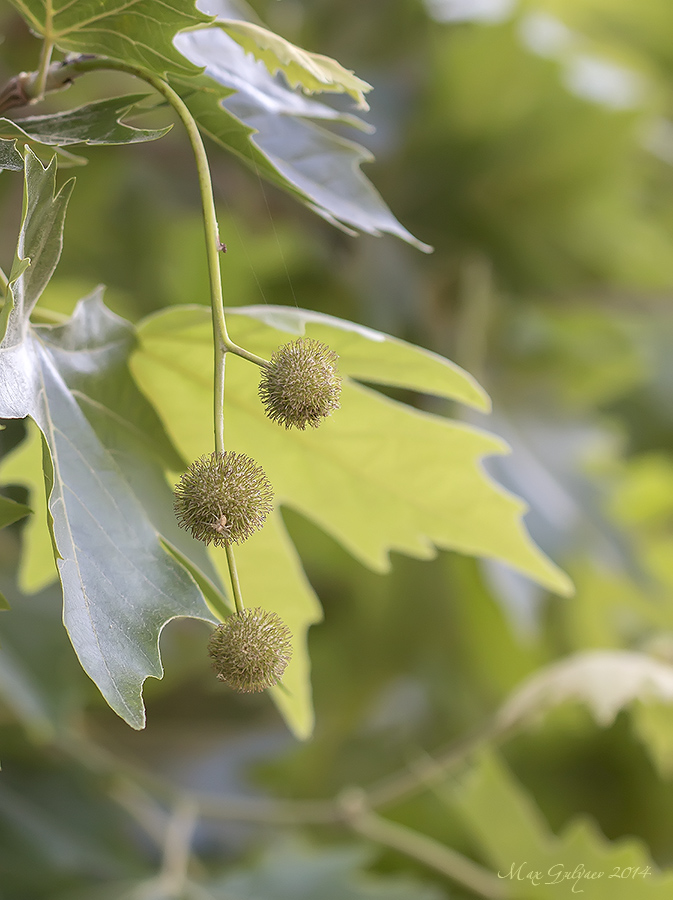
[131, 304, 571, 733]
[450, 751, 673, 898]
[0, 494, 31, 529]
[497, 650, 673, 732]
[217, 19, 372, 109]
[133, 305, 569, 591]
[0, 421, 58, 594]
[212, 509, 322, 740]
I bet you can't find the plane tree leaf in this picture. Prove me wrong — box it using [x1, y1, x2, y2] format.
[0, 139, 23, 173]
[0, 149, 73, 345]
[0, 583, 89, 739]
[496, 650, 673, 732]
[1, 95, 171, 148]
[0, 494, 31, 529]
[131, 303, 571, 732]
[0, 421, 60, 594]
[210, 839, 445, 900]
[450, 751, 673, 898]
[216, 19, 373, 109]
[0, 149, 215, 728]
[214, 508, 322, 740]
[133, 304, 570, 591]
[8, 0, 211, 76]
[172, 27, 431, 250]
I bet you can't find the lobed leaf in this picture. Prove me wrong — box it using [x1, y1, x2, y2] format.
[1, 95, 171, 148]
[9, 0, 211, 76]
[0, 421, 58, 594]
[133, 305, 570, 591]
[0, 139, 23, 173]
[450, 751, 673, 898]
[213, 509, 322, 740]
[0, 150, 216, 728]
[212, 838, 445, 900]
[131, 305, 572, 728]
[0, 150, 73, 346]
[0, 494, 32, 529]
[217, 19, 373, 109]
[172, 27, 431, 250]
[497, 650, 673, 732]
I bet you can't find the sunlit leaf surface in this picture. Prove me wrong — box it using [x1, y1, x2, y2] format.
[217, 19, 372, 109]
[451, 752, 673, 898]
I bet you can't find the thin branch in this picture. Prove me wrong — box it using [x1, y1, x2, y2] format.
[157, 798, 199, 897]
[366, 721, 499, 810]
[339, 789, 509, 900]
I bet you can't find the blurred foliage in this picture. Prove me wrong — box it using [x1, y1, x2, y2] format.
[5, 0, 673, 897]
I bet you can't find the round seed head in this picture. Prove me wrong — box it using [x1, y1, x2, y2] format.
[207, 607, 293, 692]
[259, 338, 341, 429]
[174, 451, 273, 546]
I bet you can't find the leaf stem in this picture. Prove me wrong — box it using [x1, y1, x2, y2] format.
[62, 720, 509, 897]
[0, 297, 68, 324]
[63, 55, 269, 616]
[33, 39, 54, 101]
[225, 542, 245, 614]
[65, 57, 269, 440]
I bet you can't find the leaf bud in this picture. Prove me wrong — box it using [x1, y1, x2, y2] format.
[259, 338, 341, 429]
[207, 607, 293, 692]
[174, 451, 273, 546]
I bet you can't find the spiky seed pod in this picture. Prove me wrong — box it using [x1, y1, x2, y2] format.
[174, 451, 273, 546]
[259, 338, 341, 429]
[207, 607, 293, 692]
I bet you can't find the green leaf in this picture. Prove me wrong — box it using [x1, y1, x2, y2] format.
[211, 838, 445, 900]
[217, 20, 372, 109]
[131, 304, 571, 734]
[0, 151, 215, 728]
[450, 751, 673, 898]
[133, 305, 570, 593]
[0, 421, 59, 594]
[212, 509, 322, 740]
[0, 149, 73, 345]
[0, 583, 88, 738]
[1, 95, 171, 148]
[9, 0, 211, 76]
[172, 28, 432, 250]
[0, 139, 23, 173]
[0, 494, 31, 529]
[631, 699, 673, 779]
[497, 650, 673, 733]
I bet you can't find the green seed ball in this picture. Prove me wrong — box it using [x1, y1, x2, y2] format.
[259, 338, 341, 429]
[174, 451, 273, 546]
[207, 607, 293, 692]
